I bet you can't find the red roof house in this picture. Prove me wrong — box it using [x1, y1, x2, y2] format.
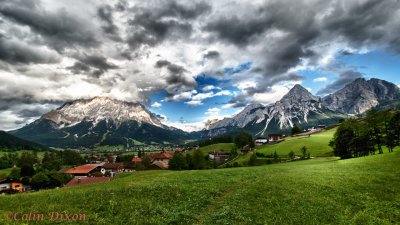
[148, 152, 173, 162]
[65, 177, 111, 187]
[150, 161, 169, 170]
[131, 156, 142, 164]
[65, 164, 102, 177]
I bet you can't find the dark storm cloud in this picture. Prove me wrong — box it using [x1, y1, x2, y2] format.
[115, 0, 127, 12]
[97, 5, 122, 41]
[316, 71, 363, 95]
[155, 59, 196, 93]
[0, 34, 60, 64]
[0, 0, 99, 51]
[205, 16, 269, 46]
[67, 55, 118, 77]
[323, 0, 400, 52]
[67, 62, 91, 74]
[228, 94, 252, 108]
[203, 50, 220, 59]
[127, 1, 211, 49]
[155, 60, 172, 68]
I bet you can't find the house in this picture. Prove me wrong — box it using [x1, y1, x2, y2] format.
[149, 161, 169, 170]
[148, 152, 173, 163]
[123, 162, 136, 172]
[208, 152, 230, 163]
[268, 134, 283, 142]
[255, 137, 268, 145]
[241, 145, 251, 155]
[102, 163, 124, 177]
[0, 179, 31, 193]
[65, 164, 104, 177]
[131, 156, 142, 164]
[65, 177, 111, 187]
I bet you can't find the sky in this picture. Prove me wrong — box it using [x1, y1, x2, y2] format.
[0, 0, 400, 132]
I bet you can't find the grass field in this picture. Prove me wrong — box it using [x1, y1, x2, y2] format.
[1, 151, 399, 224]
[256, 128, 337, 157]
[0, 150, 45, 159]
[0, 168, 13, 179]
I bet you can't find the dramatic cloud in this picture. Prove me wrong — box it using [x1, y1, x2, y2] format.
[317, 71, 363, 95]
[0, 0, 100, 50]
[127, 0, 211, 49]
[0, 35, 61, 64]
[0, 0, 399, 130]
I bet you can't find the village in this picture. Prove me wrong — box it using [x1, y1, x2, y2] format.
[0, 127, 328, 194]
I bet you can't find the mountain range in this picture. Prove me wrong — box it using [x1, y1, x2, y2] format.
[9, 78, 400, 148]
[204, 78, 400, 137]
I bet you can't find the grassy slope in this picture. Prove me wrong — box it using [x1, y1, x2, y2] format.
[257, 128, 337, 156]
[1, 152, 399, 224]
[196, 143, 235, 155]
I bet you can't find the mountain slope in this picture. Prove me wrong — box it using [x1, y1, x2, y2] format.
[11, 97, 190, 147]
[0, 131, 48, 151]
[322, 78, 400, 114]
[206, 84, 345, 136]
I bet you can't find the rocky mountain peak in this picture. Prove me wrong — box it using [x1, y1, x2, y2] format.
[322, 78, 400, 115]
[41, 96, 163, 128]
[281, 84, 319, 103]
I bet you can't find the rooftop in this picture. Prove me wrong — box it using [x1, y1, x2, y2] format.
[65, 177, 111, 187]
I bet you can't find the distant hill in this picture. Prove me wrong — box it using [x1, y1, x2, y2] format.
[0, 131, 48, 151]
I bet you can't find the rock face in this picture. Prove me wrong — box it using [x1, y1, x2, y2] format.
[322, 78, 400, 115]
[11, 97, 189, 147]
[207, 84, 344, 136]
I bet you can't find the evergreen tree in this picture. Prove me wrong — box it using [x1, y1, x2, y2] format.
[31, 172, 50, 190]
[300, 146, 308, 159]
[291, 124, 302, 135]
[169, 153, 187, 170]
[141, 155, 152, 169]
[192, 149, 206, 170]
[234, 132, 253, 149]
[248, 153, 257, 166]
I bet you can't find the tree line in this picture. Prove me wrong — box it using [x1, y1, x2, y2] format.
[330, 109, 400, 159]
[2, 150, 84, 190]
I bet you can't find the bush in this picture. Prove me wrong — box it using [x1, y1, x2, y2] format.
[31, 172, 50, 190]
[288, 151, 295, 160]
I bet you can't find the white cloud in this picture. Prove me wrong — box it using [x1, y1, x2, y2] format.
[313, 77, 328, 82]
[185, 100, 203, 106]
[168, 90, 197, 101]
[202, 85, 221, 91]
[252, 83, 298, 105]
[185, 90, 232, 106]
[163, 121, 205, 132]
[151, 102, 162, 108]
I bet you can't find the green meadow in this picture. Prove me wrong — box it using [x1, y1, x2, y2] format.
[196, 143, 235, 155]
[1, 151, 399, 224]
[257, 127, 338, 157]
